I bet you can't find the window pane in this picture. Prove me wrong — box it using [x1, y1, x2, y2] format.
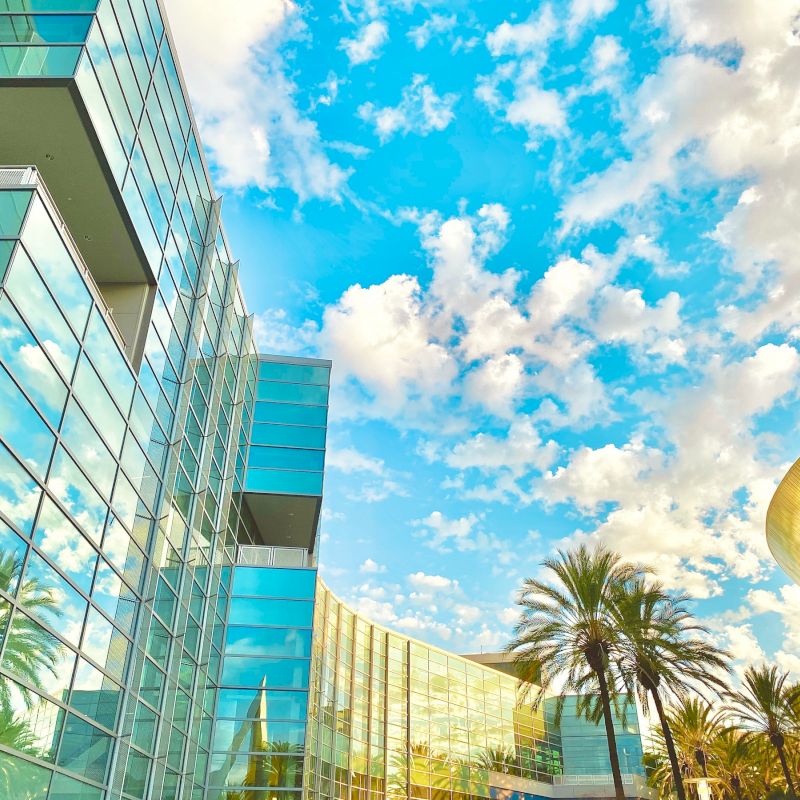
[4, 245, 80, 378]
[216, 689, 307, 720]
[0, 295, 68, 428]
[22, 549, 87, 646]
[253, 402, 328, 427]
[0, 521, 27, 596]
[21, 196, 92, 333]
[208, 752, 304, 787]
[60, 400, 116, 498]
[70, 657, 121, 730]
[49, 773, 104, 800]
[48, 446, 107, 544]
[257, 361, 329, 385]
[220, 657, 310, 689]
[0, 190, 31, 236]
[211, 721, 306, 755]
[1, 607, 76, 700]
[244, 468, 322, 496]
[34, 496, 98, 594]
[224, 627, 311, 658]
[228, 598, 313, 628]
[247, 446, 324, 471]
[0, 752, 51, 799]
[250, 423, 326, 449]
[0, 14, 93, 43]
[0, 441, 40, 535]
[231, 568, 316, 599]
[57, 713, 112, 783]
[256, 381, 328, 405]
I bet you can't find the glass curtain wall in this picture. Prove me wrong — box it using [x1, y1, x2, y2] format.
[305, 581, 563, 800]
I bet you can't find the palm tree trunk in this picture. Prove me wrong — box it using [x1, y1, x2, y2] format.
[650, 688, 687, 800]
[775, 740, 796, 799]
[595, 664, 626, 800]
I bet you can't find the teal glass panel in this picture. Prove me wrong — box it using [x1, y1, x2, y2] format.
[228, 597, 314, 628]
[216, 688, 308, 720]
[0, 190, 31, 236]
[232, 568, 316, 599]
[258, 361, 330, 386]
[0, 15, 93, 43]
[253, 401, 328, 426]
[0, 676, 64, 761]
[122, 748, 149, 799]
[244, 468, 323, 496]
[0, 441, 41, 535]
[70, 658, 121, 729]
[256, 380, 328, 405]
[0, 752, 51, 799]
[250, 423, 326, 449]
[92, 560, 136, 630]
[0, 295, 68, 428]
[4, 246, 80, 378]
[0, 520, 28, 595]
[220, 657, 310, 689]
[0, 44, 82, 76]
[49, 773, 104, 800]
[22, 549, 87, 645]
[247, 446, 324, 471]
[0, 361, 55, 479]
[57, 713, 112, 783]
[81, 607, 128, 682]
[225, 627, 312, 658]
[208, 752, 304, 786]
[2, 0, 98, 9]
[0, 239, 12, 278]
[211, 722, 306, 754]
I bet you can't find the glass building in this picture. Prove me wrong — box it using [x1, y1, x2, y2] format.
[0, 2, 649, 799]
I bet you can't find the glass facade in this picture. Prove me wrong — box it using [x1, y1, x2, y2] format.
[0, 3, 647, 800]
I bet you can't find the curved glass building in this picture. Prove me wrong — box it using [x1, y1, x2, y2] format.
[0, 2, 648, 799]
[766, 457, 800, 584]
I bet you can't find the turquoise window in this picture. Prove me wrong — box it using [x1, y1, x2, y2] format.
[49, 773, 104, 800]
[250, 422, 326, 449]
[0, 15, 93, 43]
[258, 360, 329, 386]
[254, 401, 328, 426]
[228, 597, 314, 628]
[219, 656, 310, 689]
[0, 240, 13, 279]
[2, 1, 99, 9]
[0, 190, 31, 236]
[256, 380, 328, 406]
[0, 753, 51, 799]
[0, 44, 83, 77]
[248, 445, 324, 471]
[245, 468, 323, 496]
[216, 688, 308, 720]
[225, 627, 312, 658]
[57, 713, 112, 783]
[232, 568, 316, 599]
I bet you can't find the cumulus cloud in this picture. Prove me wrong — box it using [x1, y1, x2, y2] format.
[341, 20, 388, 65]
[358, 75, 459, 143]
[567, 0, 617, 40]
[164, 0, 348, 201]
[407, 14, 456, 50]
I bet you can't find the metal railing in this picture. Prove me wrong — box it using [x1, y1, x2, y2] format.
[236, 545, 315, 568]
[554, 773, 639, 785]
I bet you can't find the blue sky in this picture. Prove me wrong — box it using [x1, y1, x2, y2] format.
[165, 0, 800, 674]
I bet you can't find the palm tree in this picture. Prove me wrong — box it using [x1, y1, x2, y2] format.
[727, 666, 798, 798]
[613, 577, 731, 800]
[508, 544, 643, 800]
[669, 697, 728, 783]
[0, 548, 64, 711]
[710, 727, 757, 800]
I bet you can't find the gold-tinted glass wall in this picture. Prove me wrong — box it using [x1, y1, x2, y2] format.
[305, 581, 563, 800]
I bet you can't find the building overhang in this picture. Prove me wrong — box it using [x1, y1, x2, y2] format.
[242, 492, 321, 552]
[0, 79, 155, 365]
[766, 456, 800, 584]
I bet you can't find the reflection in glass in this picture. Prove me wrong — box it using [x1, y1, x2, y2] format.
[220, 657, 310, 689]
[228, 597, 314, 628]
[0, 441, 41, 535]
[224, 627, 312, 658]
[216, 688, 308, 720]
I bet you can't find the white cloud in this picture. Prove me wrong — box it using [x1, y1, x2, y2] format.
[164, 0, 349, 201]
[506, 84, 567, 144]
[486, 7, 557, 57]
[340, 20, 388, 65]
[360, 558, 387, 573]
[358, 75, 458, 143]
[413, 511, 515, 564]
[567, 0, 617, 40]
[407, 14, 456, 49]
[252, 308, 319, 356]
[408, 571, 459, 592]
